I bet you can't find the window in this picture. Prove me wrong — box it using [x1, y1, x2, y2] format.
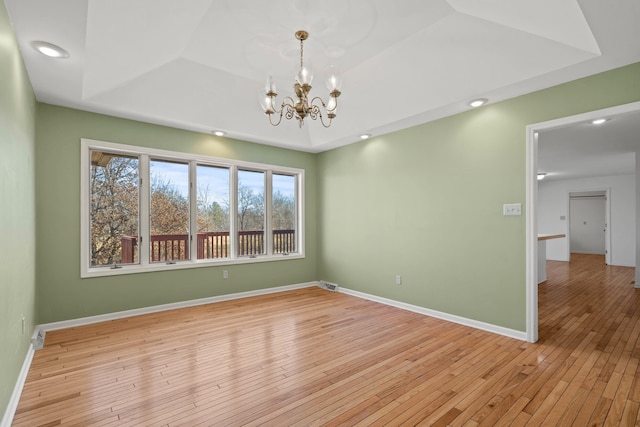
[81, 139, 304, 277]
[89, 150, 139, 267]
[149, 159, 190, 262]
[196, 165, 230, 259]
[237, 169, 265, 256]
[272, 173, 297, 254]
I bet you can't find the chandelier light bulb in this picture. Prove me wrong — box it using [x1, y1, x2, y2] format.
[259, 91, 274, 113]
[296, 65, 313, 86]
[265, 75, 276, 94]
[326, 97, 337, 112]
[325, 66, 342, 92]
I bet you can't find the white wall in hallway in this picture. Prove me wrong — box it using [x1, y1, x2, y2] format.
[538, 174, 636, 267]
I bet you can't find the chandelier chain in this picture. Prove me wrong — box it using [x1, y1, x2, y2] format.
[300, 37, 304, 70]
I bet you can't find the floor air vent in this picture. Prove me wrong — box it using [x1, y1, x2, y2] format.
[32, 329, 45, 350]
[321, 282, 339, 292]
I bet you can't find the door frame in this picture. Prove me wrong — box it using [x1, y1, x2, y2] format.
[525, 100, 640, 343]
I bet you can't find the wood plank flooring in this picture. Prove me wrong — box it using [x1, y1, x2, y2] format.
[12, 254, 640, 426]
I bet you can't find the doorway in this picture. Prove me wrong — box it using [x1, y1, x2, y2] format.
[525, 100, 640, 343]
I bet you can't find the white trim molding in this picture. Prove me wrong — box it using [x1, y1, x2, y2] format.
[1, 341, 36, 427]
[38, 282, 318, 332]
[338, 287, 528, 341]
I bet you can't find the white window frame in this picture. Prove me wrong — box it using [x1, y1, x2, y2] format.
[80, 138, 305, 278]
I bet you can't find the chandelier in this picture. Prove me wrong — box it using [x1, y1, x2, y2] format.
[260, 30, 342, 128]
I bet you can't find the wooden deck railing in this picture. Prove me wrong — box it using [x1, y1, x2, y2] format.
[273, 229, 296, 254]
[120, 229, 295, 263]
[150, 234, 189, 262]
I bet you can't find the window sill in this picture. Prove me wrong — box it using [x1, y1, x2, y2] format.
[80, 253, 305, 278]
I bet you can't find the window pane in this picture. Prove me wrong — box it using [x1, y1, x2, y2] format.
[90, 151, 139, 266]
[237, 169, 265, 256]
[150, 159, 190, 262]
[272, 173, 297, 254]
[196, 165, 230, 259]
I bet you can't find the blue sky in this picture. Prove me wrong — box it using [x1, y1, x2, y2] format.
[150, 161, 295, 203]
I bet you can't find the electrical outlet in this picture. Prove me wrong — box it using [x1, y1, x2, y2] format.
[395, 275, 402, 285]
[223, 270, 229, 279]
[22, 316, 26, 335]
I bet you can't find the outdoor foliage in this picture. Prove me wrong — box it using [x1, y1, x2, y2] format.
[150, 175, 189, 235]
[90, 153, 138, 265]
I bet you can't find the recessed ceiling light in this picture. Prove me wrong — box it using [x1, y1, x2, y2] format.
[31, 41, 69, 58]
[212, 130, 226, 137]
[469, 98, 488, 108]
[591, 118, 607, 125]
[359, 134, 371, 140]
[537, 173, 547, 180]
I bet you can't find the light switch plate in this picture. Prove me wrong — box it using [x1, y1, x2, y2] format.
[503, 203, 522, 216]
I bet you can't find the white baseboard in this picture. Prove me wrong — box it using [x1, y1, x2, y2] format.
[338, 287, 528, 341]
[38, 282, 318, 333]
[1, 342, 35, 427]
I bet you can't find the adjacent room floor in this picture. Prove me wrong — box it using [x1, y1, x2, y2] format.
[12, 254, 640, 426]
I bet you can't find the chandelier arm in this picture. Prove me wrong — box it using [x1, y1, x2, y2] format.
[282, 96, 296, 107]
[309, 96, 332, 111]
[283, 98, 296, 116]
[307, 106, 318, 121]
[283, 104, 296, 121]
[267, 110, 285, 126]
[317, 111, 333, 128]
[320, 118, 332, 128]
[309, 96, 338, 114]
[306, 103, 330, 127]
[311, 102, 333, 128]
[269, 95, 282, 114]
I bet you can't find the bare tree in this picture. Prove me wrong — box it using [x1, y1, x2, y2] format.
[272, 190, 295, 230]
[237, 183, 264, 231]
[197, 184, 229, 232]
[90, 154, 139, 265]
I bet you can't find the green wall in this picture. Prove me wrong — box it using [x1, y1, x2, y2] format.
[36, 104, 317, 323]
[0, 1, 37, 420]
[317, 63, 640, 332]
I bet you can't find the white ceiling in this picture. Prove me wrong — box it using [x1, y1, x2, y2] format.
[538, 108, 640, 182]
[4, 0, 640, 153]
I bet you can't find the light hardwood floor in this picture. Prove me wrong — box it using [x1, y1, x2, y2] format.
[12, 254, 640, 426]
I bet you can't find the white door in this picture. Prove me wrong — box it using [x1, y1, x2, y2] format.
[569, 194, 606, 256]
